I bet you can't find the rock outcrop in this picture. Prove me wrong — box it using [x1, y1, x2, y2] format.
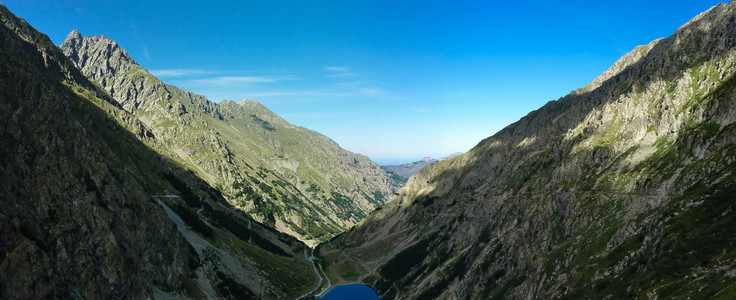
[321, 2, 736, 299]
[0, 4, 317, 299]
[60, 33, 402, 244]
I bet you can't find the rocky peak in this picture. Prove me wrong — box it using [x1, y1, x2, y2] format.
[65, 29, 81, 44]
[0, 6, 203, 298]
[60, 31, 140, 94]
[677, 2, 726, 31]
[60, 31, 401, 244]
[576, 38, 662, 94]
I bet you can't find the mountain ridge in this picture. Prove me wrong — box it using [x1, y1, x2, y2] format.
[320, 2, 736, 299]
[381, 153, 463, 180]
[60, 32, 401, 244]
[4, 1, 736, 299]
[0, 4, 325, 298]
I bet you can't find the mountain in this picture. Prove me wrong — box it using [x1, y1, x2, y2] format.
[60, 33, 401, 244]
[382, 153, 463, 179]
[320, 2, 736, 299]
[0, 4, 323, 299]
[382, 157, 439, 179]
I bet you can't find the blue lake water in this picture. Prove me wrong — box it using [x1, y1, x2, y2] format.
[318, 284, 380, 300]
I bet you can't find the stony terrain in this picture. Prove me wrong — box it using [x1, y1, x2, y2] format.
[60, 33, 401, 244]
[321, 2, 736, 299]
[0, 5, 322, 299]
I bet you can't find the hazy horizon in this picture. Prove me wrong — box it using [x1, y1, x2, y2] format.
[6, 0, 723, 164]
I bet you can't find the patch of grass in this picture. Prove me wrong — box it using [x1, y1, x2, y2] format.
[486, 275, 526, 300]
[250, 114, 275, 131]
[205, 207, 289, 257]
[561, 180, 736, 299]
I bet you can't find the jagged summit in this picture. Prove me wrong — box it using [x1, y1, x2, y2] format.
[60, 31, 401, 244]
[576, 38, 663, 94]
[61, 30, 140, 105]
[0, 4, 321, 298]
[65, 28, 81, 41]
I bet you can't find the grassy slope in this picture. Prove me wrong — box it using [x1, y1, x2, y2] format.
[319, 3, 736, 299]
[62, 48, 399, 243]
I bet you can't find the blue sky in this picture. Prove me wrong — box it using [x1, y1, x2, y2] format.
[6, 1, 724, 164]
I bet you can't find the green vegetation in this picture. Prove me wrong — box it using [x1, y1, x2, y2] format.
[168, 201, 214, 238]
[203, 205, 289, 256]
[330, 192, 365, 219]
[558, 182, 736, 299]
[215, 271, 256, 300]
[250, 114, 275, 131]
[385, 170, 409, 186]
[62, 32, 402, 243]
[164, 172, 201, 207]
[413, 255, 467, 300]
[377, 239, 430, 290]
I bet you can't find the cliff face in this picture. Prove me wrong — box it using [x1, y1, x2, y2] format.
[322, 2, 736, 299]
[60, 33, 401, 244]
[0, 5, 196, 298]
[0, 5, 317, 299]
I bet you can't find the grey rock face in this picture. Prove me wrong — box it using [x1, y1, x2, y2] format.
[0, 5, 321, 299]
[60, 31, 401, 243]
[322, 2, 736, 299]
[0, 5, 197, 298]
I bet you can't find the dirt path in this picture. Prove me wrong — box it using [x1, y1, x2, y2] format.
[295, 248, 324, 300]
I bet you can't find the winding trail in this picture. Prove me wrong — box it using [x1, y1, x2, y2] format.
[314, 263, 332, 297]
[295, 248, 324, 300]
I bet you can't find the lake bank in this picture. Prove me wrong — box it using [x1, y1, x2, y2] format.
[317, 283, 380, 300]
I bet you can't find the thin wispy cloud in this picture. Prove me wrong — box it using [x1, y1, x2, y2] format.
[246, 90, 353, 98]
[359, 88, 383, 95]
[335, 81, 364, 87]
[188, 75, 300, 85]
[282, 112, 357, 119]
[129, 23, 151, 61]
[142, 45, 151, 61]
[328, 72, 360, 78]
[324, 66, 348, 72]
[324, 66, 358, 77]
[150, 69, 214, 77]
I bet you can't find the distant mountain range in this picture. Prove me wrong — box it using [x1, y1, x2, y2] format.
[381, 153, 462, 179]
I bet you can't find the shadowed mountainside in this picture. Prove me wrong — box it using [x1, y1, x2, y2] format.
[59, 32, 401, 244]
[0, 5, 320, 299]
[321, 3, 736, 299]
